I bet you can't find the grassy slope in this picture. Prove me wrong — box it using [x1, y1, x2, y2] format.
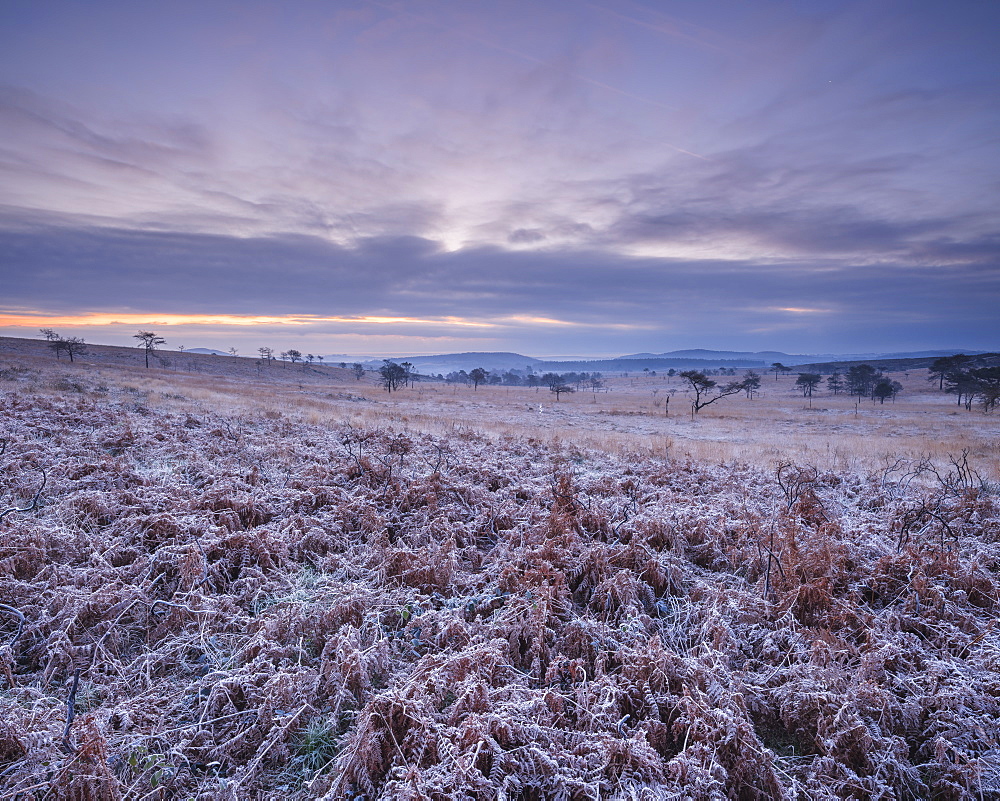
[0, 346, 999, 798]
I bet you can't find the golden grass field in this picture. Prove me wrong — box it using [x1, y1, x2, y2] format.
[3, 336, 996, 481]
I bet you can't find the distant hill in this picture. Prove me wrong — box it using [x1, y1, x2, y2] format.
[794, 352, 1000, 374]
[361, 348, 998, 377]
[532, 356, 766, 372]
[186, 347, 230, 356]
[362, 352, 542, 376]
[618, 349, 993, 370]
[624, 349, 800, 362]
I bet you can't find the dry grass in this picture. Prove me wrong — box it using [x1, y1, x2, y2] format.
[10, 335, 991, 480]
[1, 340, 999, 798]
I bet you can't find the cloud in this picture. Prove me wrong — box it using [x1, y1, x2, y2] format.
[2, 217, 997, 352]
[508, 228, 546, 244]
[2, 1, 998, 353]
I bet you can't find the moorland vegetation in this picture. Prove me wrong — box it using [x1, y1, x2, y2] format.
[0, 337, 998, 798]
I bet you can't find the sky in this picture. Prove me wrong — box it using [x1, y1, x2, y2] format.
[1, 0, 998, 358]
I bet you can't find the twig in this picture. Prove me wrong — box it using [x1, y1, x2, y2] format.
[0, 468, 47, 521]
[150, 600, 200, 615]
[231, 702, 312, 788]
[0, 603, 24, 649]
[61, 667, 82, 753]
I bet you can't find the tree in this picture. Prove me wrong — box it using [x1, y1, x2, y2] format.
[401, 362, 415, 388]
[550, 380, 575, 400]
[971, 367, 1000, 412]
[352, 363, 365, 381]
[41, 328, 66, 360]
[947, 366, 1000, 412]
[795, 373, 821, 398]
[134, 331, 165, 368]
[944, 368, 977, 409]
[258, 346, 274, 365]
[872, 377, 894, 404]
[62, 336, 87, 363]
[469, 368, 488, 389]
[846, 364, 878, 400]
[379, 360, 407, 392]
[229, 347, 239, 358]
[742, 371, 761, 399]
[307, 353, 315, 365]
[827, 372, 844, 395]
[287, 349, 302, 366]
[929, 355, 970, 390]
[771, 362, 790, 381]
[680, 370, 747, 414]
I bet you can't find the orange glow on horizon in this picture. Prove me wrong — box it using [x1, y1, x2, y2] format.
[0, 312, 497, 329]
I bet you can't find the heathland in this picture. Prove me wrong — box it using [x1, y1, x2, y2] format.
[1, 336, 998, 798]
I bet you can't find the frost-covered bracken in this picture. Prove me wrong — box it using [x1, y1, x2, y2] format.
[1, 382, 998, 799]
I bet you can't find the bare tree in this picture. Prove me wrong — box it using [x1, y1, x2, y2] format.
[287, 349, 303, 368]
[680, 370, 746, 414]
[62, 336, 87, 363]
[258, 346, 273, 365]
[41, 328, 66, 360]
[550, 379, 575, 400]
[229, 347, 239, 358]
[134, 331, 165, 368]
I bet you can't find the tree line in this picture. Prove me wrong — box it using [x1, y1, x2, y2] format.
[929, 355, 1000, 412]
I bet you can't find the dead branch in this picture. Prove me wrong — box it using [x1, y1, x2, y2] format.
[0, 602, 25, 649]
[0, 467, 47, 521]
[61, 667, 82, 753]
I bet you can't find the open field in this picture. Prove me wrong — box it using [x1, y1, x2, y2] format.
[1, 338, 999, 798]
[2, 337, 997, 482]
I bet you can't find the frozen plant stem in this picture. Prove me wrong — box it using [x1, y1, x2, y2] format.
[62, 667, 81, 753]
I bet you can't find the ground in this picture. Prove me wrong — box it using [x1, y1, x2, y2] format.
[1, 338, 998, 798]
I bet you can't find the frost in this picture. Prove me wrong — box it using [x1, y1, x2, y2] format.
[0, 386, 998, 798]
